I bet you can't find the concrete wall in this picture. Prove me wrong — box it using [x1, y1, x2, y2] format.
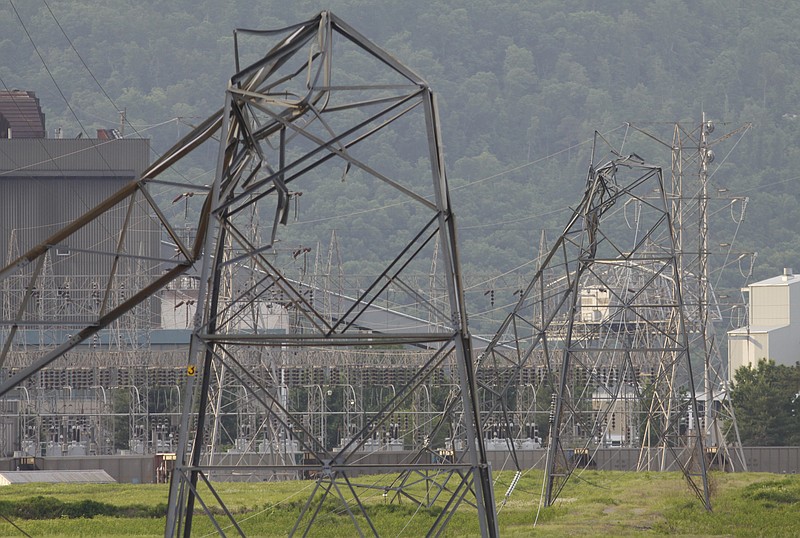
[741, 446, 800, 474]
[0, 446, 797, 484]
[768, 326, 800, 367]
[751, 285, 789, 326]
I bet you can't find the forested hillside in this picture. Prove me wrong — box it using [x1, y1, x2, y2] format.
[3, 0, 800, 334]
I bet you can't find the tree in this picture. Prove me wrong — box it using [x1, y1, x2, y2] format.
[730, 359, 800, 446]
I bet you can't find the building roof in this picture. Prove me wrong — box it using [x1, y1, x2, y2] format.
[0, 138, 150, 177]
[728, 325, 784, 336]
[749, 272, 800, 287]
[0, 91, 46, 139]
[0, 470, 115, 485]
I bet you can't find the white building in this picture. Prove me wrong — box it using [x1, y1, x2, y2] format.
[591, 385, 639, 447]
[580, 286, 612, 322]
[728, 268, 800, 377]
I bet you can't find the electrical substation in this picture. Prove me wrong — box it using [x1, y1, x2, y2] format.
[0, 11, 765, 538]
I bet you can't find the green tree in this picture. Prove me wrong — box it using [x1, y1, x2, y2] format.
[730, 359, 800, 446]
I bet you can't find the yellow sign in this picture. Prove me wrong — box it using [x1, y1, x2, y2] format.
[187, 365, 196, 376]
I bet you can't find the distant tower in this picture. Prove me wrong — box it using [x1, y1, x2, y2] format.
[663, 116, 749, 470]
[476, 136, 712, 509]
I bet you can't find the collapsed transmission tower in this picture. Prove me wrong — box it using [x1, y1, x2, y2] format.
[476, 136, 711, 509]
[0, 11, 498, 537]
[165, 14, 499, 536]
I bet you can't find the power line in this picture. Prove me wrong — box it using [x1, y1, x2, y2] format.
[10, 2, 95, 144]
[451, 124, 627, 192]
[41, 0, 152, 146]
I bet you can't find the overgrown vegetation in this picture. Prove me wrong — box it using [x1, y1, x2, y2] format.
[0, 496, 165, 519]
[0, 472, 798, 536]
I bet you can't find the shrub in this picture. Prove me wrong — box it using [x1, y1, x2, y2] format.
[13, 496, 64, 519]
[742, 479, 800, 505]
[0, 497, 166, 520]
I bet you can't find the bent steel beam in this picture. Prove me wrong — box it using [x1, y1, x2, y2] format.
[475, 136, 711, 512]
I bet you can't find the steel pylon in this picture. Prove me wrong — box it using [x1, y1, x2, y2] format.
[627, 118, 751, 473]
[0, 11, 498, 537]
[475, 135, 712, 510]
[163, 12, 498, 538]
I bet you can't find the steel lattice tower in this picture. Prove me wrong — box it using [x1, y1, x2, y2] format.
[0, 12, 499, 537]
[475, 136, 712, 509]
[628, 117, 750, 472]
[157, 13, 498, 537]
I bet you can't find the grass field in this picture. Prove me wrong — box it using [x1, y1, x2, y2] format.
[0, 470, 797, 537]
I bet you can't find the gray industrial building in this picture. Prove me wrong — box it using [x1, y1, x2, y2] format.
[0, 92, 157, 329]
[0, 91, 167, 458]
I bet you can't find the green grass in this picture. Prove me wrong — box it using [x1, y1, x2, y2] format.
[0, 471, 797, 536]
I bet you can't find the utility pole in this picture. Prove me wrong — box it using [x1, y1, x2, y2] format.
[119, 108, 126, 136]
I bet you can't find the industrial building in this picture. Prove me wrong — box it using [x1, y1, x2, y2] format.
[0, 90, 167, 458]
[0, 90, 157, 327]
[0, 90, 46, 139]
[728, 268, 800, 375]
[0, 92, 481, 461]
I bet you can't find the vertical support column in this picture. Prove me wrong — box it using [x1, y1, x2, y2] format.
[164, 92, 231, 538]
[698, 114, 716, 447]
[422, 89, 498, 538]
